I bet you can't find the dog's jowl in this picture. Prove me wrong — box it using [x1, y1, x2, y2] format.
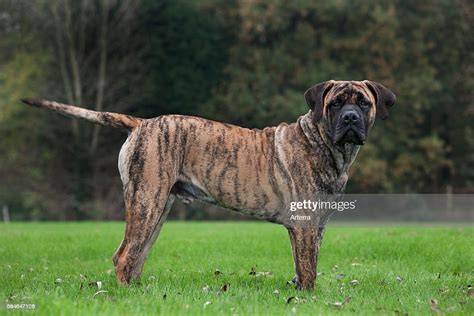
[22, 80, 396, 291]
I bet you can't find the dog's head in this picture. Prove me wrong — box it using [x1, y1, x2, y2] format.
[304, 80, 396, 146]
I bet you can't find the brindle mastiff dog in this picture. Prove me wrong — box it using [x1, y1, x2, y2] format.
[22, 80, 396, 290]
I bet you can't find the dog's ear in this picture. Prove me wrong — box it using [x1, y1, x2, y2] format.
[304, 80, 335, 123]
[363, 80, 396, 120]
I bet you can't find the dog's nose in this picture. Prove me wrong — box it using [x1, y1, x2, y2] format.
[342, 110, 359, 124]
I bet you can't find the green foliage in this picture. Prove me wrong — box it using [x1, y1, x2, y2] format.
[195, 0, 471, 193]
[140, 0, 234, 117]
[0, 51, 55, 218]
[0, 0, 472, 218]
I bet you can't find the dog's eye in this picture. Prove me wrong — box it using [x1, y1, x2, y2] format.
[359, 100, 370, 108]
[330, 100, 342, 108]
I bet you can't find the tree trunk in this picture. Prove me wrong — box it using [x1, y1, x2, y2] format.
[90, 0, 109, 155]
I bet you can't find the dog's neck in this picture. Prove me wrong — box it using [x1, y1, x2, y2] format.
[297, 112, 360, 176]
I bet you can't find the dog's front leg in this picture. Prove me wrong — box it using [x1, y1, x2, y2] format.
[287, 227, 318, 290]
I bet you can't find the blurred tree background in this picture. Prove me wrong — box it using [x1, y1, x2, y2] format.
[0, 0, 472, 220]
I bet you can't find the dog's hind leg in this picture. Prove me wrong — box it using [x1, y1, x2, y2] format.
[136, 194, 175, 274]
[113, 184, 175, 285]
[112, 125, 178, 284]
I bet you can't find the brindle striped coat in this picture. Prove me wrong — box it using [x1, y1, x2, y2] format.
[22, 80, 396, 290]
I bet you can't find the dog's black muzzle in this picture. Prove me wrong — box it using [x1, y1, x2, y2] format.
[333, 105, 366, 145]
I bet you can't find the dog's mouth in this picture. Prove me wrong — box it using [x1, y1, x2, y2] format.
[333, 126, 366, 146]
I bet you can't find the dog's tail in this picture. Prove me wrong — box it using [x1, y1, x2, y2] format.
[21, 99, 142, 132]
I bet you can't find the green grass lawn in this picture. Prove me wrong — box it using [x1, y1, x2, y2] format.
[0, 222, 473, 315]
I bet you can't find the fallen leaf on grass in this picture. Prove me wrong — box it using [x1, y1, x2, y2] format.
[249, 267, 272, 277]
[220, 283, 229, 292]
[79, 274, 87, 290]
[93, 290, 108, 298]
[203, 301, 212, 308]
[430, 299, 444, 316]
[438, 287, 449, 294]
[286, 297, 308, 305]
[287, 276, 298, 286]
[286, 297, 296, 304]
[202, 285, 211, 293]
[467, 286, 474, 299]
[350, 279, 359, 286]
[329, 297, 351, 308]
[351, 263, 362, 267]
[273, 290, 280, 295]
[396, 276, 404, 283]
[89, 281, 102, 289]
[335, 273, 345, 280]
